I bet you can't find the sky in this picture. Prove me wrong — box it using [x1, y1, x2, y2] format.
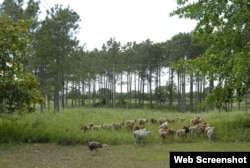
[0, 0, 197, 90]
[38, 0, 197, 51]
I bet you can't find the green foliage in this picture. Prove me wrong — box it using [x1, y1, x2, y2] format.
[0, 15, 43, 113]
[0, 0, 40, 21]
[2, 0, 249, 113]
[67, 89, 82, 99]
[154, 83, 178, 103]
[0, 108, 250, 145]
[32, 5, 81, 111]
[171, 1, 250, 107]
[1, 73, 43, 113]
[211, 114, 250, 142]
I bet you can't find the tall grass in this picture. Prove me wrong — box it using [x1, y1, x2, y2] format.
[0, 108, 250, 145]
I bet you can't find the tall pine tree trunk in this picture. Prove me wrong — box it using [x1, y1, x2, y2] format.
[112, 65, 116, 108]
[81, 79, 85, 106]
[169, 68, 174, 110]
[181, 73, 186, 112]
[177, 71, 181, 112]
[190, 73, 194, 112]
[148, 69, 153, 109]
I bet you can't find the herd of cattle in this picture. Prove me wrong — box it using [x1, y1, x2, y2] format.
[81, 116, 214, 145]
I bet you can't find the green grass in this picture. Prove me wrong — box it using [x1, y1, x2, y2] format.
[1, 109, 250, 168]
[0, 108, 250, 145]
[0, 142, 250, 168]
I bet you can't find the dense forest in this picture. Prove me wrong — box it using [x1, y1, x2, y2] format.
[1, 0, 250, 113]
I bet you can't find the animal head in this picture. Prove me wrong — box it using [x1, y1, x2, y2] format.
[86, 140, 92, 144]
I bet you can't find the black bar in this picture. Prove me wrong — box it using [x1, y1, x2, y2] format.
[170, 152, 250, 168]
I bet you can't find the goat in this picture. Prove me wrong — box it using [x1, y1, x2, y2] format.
[158, 118, 168, 125]
[189, 125, 199, 134]
[81, 122, 96, 132]
[125, 123, 134, 131]
[139, 118, 148, 125]
[133, 129, 151, 145]
[133, 125, 144, 131]
[112, 122, 123, 130]
[92, 125, 102, 130]
[196, 123, 210, 136]
[166, 129, 176, 138]
[125, 119, 136, 127]
[149, 118, 158, 124]
[177, 129, 187, 138]
[159, 121, 168, 131]
[80, 122, 95, 132]
[89, 123, 94, 129]
[158, 128, 168, 142]
[102, 124, 113, 130]
[158, 128, 176, 142]
[177, 126, 189, 138]
[207, 127, 214, 141]
[81, 125, 90, 133]
[190, 116, 205, 126]
[183, 126, 190, 133]
[205, 126, 212, 134]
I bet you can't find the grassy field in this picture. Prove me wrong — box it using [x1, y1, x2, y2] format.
[0, 142, 250, 168]
[0, 108, 250, 167]
[1, 108, 250, 144]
